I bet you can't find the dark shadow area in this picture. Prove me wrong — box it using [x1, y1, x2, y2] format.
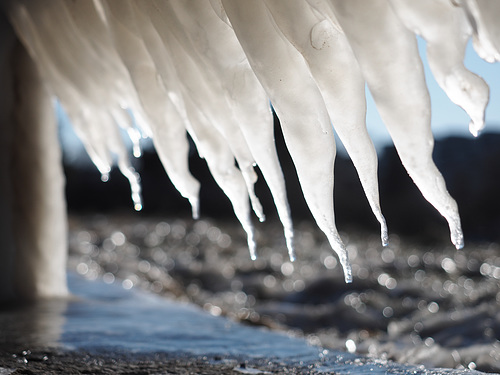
[64, 118, 500, 244]
[56, 120, 500, 373]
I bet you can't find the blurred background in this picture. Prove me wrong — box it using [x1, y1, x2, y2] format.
[60, 39, 500, 244]
[58, 38, 500, 372]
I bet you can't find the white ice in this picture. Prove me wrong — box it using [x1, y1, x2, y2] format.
[5, 0, 500, 287]
[264, 0, 389, 247]
[389, 0, 489, 137]
[222, 0, 352, 282]
[329, 0, 464, 250]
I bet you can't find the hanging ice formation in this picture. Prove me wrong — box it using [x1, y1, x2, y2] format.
[5, 0, 500, 283]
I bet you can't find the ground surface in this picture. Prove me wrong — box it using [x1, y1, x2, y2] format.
[0, 349, 318, 375]
[1, 214, 499, 374]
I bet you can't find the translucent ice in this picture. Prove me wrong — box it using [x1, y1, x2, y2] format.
[462, 0, 500, 63]
[6, 0, 500, 288]
[389, 0, 489, 137]
[264, 0, 388, 247]
[8, 0, 145, 209]
[329, 0, 464, 250]
[162, 0, 296, 259]
[222, 0, 352, 281]
[98, 0, 202, 217]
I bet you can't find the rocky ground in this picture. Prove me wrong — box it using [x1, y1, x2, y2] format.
[0, 349, 320, 375]
[63, 214, 500, 373]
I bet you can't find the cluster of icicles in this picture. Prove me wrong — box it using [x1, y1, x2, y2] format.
[7, 0, 499, 283]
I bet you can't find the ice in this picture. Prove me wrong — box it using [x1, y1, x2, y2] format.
[222, 0, 354, 281]
[389, 0, 489, 137]
[264, 0, 388, 247]
[329, 0, 465, 250]
[462, 1, 500, 64]
[142, 0, 270, 227]
[8, 0, 146, 209]
[160, 0, 295, 258]
[131, 1, 258, 259]
[6, 0, 500, 282]
[5, 271, 495, 373]
[100, 0, 202, 217]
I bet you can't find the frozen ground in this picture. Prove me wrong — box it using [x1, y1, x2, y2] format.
[1, 214, 499, 374]
[0, 274, 493, 374]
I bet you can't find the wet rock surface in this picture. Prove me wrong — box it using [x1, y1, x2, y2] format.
[63, 133, 500, 244]
[65, 214, 500, 373]
[5, 132, 497, 374]
[0, 349, 321, 375]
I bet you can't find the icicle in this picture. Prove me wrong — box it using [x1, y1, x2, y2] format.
[330, 0, 464, 250]
[183, 99, 258, 261]
[135, 1, 263, 255]
[9, 0, 149, 214]
[102, 0, 201, 217]
[222, 0, 351, 280]
[11, 0, 500, 286]
[462, 0, 500, 64]
[100, 172, 110, 183]
[120, 164, 143, 212]
[389, 0, 489, 138]
[164, 0, 295, 259]
[264, 0, 388, 247]
[240, 165, 266, 223]
[65, 0, 153, 139]
[97, 109, 145, 212]
[145, 0, 266, 223]
[108, 107, 143, 158]
[129, 129, 142, 158]
[70, 111, 113, 177]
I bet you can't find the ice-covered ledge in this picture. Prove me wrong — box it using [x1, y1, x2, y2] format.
[1, 0, 499, 300]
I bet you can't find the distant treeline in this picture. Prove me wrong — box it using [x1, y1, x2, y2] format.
[64, 127, 500, 244]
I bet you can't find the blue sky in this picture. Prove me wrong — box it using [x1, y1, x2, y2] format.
[60, 37, 499, 162]
[362, 38, 500, 151]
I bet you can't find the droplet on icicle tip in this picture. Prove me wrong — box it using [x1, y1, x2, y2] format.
[127, 128, 143, 158]
[133, 144, 142, 158]
[190, 197, 200, 220]
[101, 172, 109, 182]
[339, 253, 353, 283]
[287, 238, 296, 262]
[248, 239, 257, 261]
[469, 121, 481, 138]
[381, 230, 389, 247]
[132, 192, 143, 211]
[344, 266, 353, 284]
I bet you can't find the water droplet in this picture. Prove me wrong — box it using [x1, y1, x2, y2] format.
[76, 263, 89, 275]
[102, 272, 115, 284]
[428, 302, 439, 313]
[381, 248, 395, 263]
[207, 226, 222, 242]
[111, 231, 126, 246]
[293, 279, 305, 292]
[263, 275, 276, 288]
[323, 255, 337, 270]
[138, 260, 151, 273]
[122, 279, 133, 290]
[281, 262, 294, 276]
[101, 173, 109, 182]
[441, 257, 457, 273]
[345, 339, 356, 353]
[383, 306, 394, 318]
[424, 337, 435, 347]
